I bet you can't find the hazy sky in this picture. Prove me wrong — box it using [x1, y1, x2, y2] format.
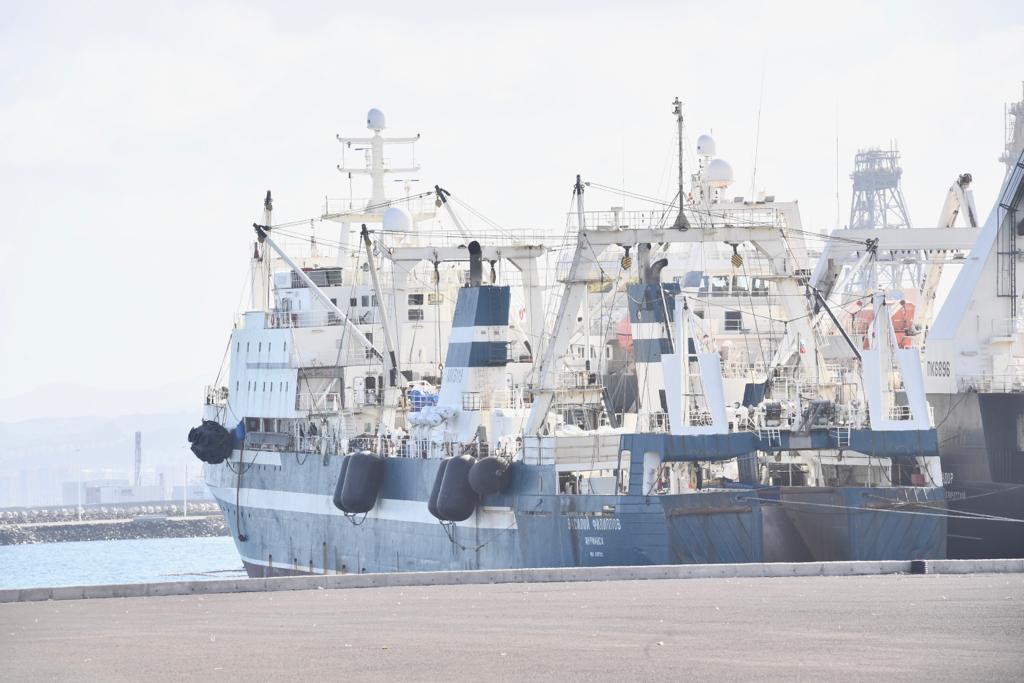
[2, 0, 1022, 420]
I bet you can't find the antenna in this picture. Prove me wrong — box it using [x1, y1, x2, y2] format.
[835, 104, 841, 229]
[750, 68, 765, 199]
[671, 97, 690, 230]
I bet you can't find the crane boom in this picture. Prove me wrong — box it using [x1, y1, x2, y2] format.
[253, 223, 384, 361]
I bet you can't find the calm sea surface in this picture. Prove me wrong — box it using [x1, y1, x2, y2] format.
[0, 536, 244, 590]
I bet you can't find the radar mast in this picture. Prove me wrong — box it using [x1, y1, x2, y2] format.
[337, 108, 420, 211]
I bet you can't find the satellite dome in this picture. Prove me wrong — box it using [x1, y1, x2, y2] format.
[707, 158, 734, 188]
[382, 206, 412, 231]
[696, 134, 716, 157]
[367, 108, 386, 132]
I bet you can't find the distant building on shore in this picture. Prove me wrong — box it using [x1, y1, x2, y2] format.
[61, 480, 165, 506]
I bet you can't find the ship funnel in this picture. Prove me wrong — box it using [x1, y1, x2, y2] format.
[468, 240, 483, 286]
[647, 258, 669, 284]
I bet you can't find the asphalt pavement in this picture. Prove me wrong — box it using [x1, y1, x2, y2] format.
[1, 573, 1021, 681]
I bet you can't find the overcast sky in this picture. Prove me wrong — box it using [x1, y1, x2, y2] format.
[2, 0, 1022, 420]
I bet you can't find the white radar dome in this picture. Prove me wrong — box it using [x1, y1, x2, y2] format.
[367, 108, 386, 131]
[696, 134, 716, 157]
[707, 158, 734, 188]
[382, 206, 413, 232]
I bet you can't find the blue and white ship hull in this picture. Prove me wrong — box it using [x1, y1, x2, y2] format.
[205, 450, 945, 576]
[205, 453, 767, 576]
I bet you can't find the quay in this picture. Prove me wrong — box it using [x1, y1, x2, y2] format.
[1, 561, 1022, 681]
[1, 571, 1021, 681]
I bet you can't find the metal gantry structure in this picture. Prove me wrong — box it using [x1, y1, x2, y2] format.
[849, 147, 912, 231]
[846, 147, 919, 293]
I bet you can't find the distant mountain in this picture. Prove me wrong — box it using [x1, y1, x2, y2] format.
[0, 410, 197, 468]
[0, 378, 215, 506]
[0, 377, 207, 423]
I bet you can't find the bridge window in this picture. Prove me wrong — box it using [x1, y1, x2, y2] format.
[710, 275, 730, 295]
[408, 293, 424, 305]
[408, 308, 424, 321]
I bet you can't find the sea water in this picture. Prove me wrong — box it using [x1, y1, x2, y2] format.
[0, 536, 244, 589]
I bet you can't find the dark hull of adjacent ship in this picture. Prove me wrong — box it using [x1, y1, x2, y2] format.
[931, 391, 1024, 559]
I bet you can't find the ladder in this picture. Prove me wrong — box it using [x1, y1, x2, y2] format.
[758, 426, 781, 448]
[339, 409, 358, 443]
[832, 425, 851, 449]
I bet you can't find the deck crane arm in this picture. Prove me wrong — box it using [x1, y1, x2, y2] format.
[919, 173, 978, 334]
[433, 186, 470, 239]
[523, 176, 596, 436]
[253, 223, 385, 362]
[360, 224, 403, 386]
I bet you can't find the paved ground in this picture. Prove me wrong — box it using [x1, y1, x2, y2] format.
[1, 573, 1021, 681]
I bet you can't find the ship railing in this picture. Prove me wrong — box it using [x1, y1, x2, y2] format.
[886, 405, 914, 422]
[957, 373, 1024, 393]
[267, 309, 382, 330]
[720, 362, 769, 380]
[296, 392, 341, 413]
[830, 405, 934, 429]
[825, 363, 855, 385]
[558, 370, 602, 389]
[458, 389, 531, 411]
[575, 205, 786, 232]
[991, 318, 1024, 337]
[204, 385, 228, 406]
[646, 412, 671, 433]
[296, 434, 343, 455]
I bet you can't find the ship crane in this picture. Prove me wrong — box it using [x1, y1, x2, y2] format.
[252, 222, 385, 363]
[918, 173, 979, 339]
[523, 177, 821, 436]
[433, 186, 470, 239]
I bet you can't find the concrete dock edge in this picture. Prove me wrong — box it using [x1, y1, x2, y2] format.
[2, 558, 1022, 604]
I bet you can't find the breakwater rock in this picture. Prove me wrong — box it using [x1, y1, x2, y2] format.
[0, 516, 229, 545]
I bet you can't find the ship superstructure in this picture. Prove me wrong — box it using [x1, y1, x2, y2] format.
[922, 85, 1024, 558]
[802, 85, 1024, 558]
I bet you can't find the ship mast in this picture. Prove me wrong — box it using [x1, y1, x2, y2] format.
[337, 109, 420, 211]
[672, 97, 690, 230]
[249, 191, 273, 312]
